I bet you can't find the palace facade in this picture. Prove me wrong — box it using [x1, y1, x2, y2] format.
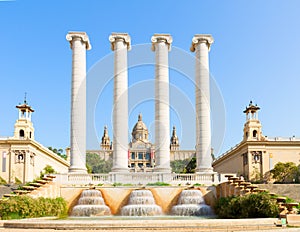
[0, 101, 69, 184]
[213, 102, 300, 181]
[87, 114, 196, 172]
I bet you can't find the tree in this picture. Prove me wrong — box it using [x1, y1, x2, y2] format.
[170, 159, 190, 173]
[48, 147, 67, 160]
[185, 157, 196, 173]
[86, 153, 112, 173]
[43, 165, 55, 174]
[270, 162, 298, 183]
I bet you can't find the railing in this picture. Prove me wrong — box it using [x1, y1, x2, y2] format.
[53, 172, 234, 185]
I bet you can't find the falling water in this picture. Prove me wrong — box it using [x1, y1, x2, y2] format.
[171, 189, 214, 216]
[71, 189, 111, 216]
[121, 190, 162, 216]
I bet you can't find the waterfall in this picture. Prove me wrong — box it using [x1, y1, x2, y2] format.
[171, 189, 214, 216]
[71, 189, 111, 216]
[121, 189, 162, 216]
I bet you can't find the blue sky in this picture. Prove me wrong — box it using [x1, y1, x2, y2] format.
[0, 1, 300, 156]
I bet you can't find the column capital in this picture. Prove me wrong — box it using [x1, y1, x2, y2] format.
[109, 33, 131, 51]
[66, 31, 91, 50]
[190, 34, 214, 52]
[151, 34, 173, 51]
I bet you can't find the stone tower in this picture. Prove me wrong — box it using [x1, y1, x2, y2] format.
[170, 126, 180, 151]
[243, 101, 264, 141]
[101, 126, 111, 150]
[14, 99, 35, 140]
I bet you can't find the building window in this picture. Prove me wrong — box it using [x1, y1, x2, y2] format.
[251, 151, 262, 164]
[138, 153, 143, 160]
[15, 151, 25, 163]
[2, 151, 6, 172]
[131, 153, 135, 160]
[145, 153, 150, 160]
[242, 153, 248, 165]
[29, 132, 32, 138]
[19, 130, 25, 139]
[30, 153, 34, 166]
[253, 130, 257, 138]
[138, 163, 143, 168]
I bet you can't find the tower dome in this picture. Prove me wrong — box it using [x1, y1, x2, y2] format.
[132, 114, 149, 143]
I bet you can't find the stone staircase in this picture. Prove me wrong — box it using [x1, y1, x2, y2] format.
[1, 175, 58, 199]
[217, 175, 300, 226]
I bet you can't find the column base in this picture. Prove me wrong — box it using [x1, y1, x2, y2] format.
[195, 167, 214, 173]
[68, 166, 87, 174]
[111, 166, 129, 173]
[153, 166, 172, 173]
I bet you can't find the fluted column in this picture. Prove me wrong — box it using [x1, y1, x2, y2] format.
[151, 34, 172, 173]
[66, 32, 91, 173]
[109, 33, 131, 172]
[191, 34, 214, 173]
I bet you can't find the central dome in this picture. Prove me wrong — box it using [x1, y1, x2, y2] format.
[132, 114, 149, 142]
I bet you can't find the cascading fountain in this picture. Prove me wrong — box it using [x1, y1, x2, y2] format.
[171, 189, 214, 216]
[121, 189, 162, 216]
[71, 189, 111, 216]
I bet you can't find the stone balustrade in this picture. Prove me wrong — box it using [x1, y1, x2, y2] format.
[53, 172, 233, 185]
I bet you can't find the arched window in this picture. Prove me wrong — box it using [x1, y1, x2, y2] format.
[19, 130, 25, 139]
[253, 130, 257, 138]
[29, 132, 32, 138]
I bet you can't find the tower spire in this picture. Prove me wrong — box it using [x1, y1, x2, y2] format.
[24, 92, 27, 104]
[170, 125, 180, 150]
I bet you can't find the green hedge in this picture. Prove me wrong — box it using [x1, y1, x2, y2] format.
[0, 196, 67, 220]
[214, 193, 279, 219]
[146, 182, 171, 186]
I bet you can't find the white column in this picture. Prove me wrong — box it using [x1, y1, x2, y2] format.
[191, 34, 214, 173]
[151, 34, 172, 173]
[109, 33, 131, 173]
[66, 32, 91, 173]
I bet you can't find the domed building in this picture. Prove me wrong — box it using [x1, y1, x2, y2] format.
[89, 113, 196, 172]
[128, 114, 154, 170]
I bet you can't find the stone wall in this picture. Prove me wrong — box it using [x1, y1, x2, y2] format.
[257, 184, 300, 202]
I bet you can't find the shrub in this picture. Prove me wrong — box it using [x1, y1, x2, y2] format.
[0, 176, 7, 185]
[146, 182, 170, 186]
[214, 193, 279, 219]
[193, 183, 203, 187]
[15, 177, 22, 184]
[0, 196, 67, 220]
[112, 182, 122, 187]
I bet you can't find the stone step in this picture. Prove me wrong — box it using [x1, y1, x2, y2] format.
[36, 179, 48, 184]
[3, 193, 17, 198]
[22, 185, 36, 191]
[29, 182, 43, 187]
[13, 190, 29, 195]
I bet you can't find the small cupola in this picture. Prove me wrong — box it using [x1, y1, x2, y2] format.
[14, 95, 35, 140]
[243, 101, 264, 141]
